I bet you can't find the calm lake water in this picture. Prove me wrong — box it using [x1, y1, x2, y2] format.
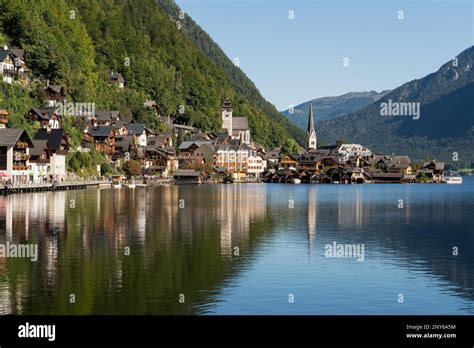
[0, 178, 473, 315]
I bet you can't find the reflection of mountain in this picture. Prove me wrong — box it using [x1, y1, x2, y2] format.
[302, 186, 474, 303]
[0, 186, 273, 314]
[0, 184, 472, 314]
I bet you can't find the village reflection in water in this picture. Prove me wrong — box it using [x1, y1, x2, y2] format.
[0, 183, 473, 314]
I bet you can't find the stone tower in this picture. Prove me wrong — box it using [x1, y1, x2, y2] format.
[221, 99, 233, 135]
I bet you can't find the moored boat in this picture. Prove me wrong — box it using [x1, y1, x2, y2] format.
[445, 176, 463, 184]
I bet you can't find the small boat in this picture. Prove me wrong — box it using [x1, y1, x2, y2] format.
[445, 176, 463, 184]
[292, 178, 301, 184]
[127, 183, 136, 188]
[113, 183, 122, 189]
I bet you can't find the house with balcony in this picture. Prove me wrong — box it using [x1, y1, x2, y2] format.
[83, 126, 116, 156]
[0, 49, 15, 84]
[0, 128, 34, 184]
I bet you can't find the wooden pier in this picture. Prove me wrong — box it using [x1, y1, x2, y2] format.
[0, 180, 112, 195]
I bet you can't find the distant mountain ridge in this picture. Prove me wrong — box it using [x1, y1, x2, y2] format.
[317, 46, 474, 168]
[281, 90, 391, 130]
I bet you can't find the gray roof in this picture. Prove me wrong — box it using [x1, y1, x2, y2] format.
[232, 117, 249, 130]
[45, 85, 63, 94]
[30, 107, 58, 120]
[178, 140, 212, 150]
[127, 123, 145, 135]
[109, 72, 125, 83]
[88, 126, 114, 137]
[0, 129, 31, 147]
[34, 128, 68, 151]
[0, 50, 12, 62]
[30, 139, 49, 157]
[9, 49, 24, 59]
[174, 170, 201, 177]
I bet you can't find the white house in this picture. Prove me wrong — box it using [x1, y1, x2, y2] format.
[337, 144, 372, 160]
[0, 48, 15, 84]
[247, 154, 266, 177]
[29, 139, 51, 183]
[33, 128, 69, 181]
[0, 129, 34, 184]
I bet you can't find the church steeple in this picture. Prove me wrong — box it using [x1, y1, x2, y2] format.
[307, 102, 317, 150]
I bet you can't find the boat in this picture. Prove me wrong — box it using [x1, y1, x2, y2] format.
[445, 176, 463, 184]
[292, 178, 301, 184]
[113, 183, 122, 189]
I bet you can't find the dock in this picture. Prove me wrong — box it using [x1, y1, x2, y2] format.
[0, 180, 112, 195]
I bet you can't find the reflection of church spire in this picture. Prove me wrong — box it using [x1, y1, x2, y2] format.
[307, 188, 317, 257]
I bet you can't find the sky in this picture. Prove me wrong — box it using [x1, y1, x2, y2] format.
[176, 0, 473, 111]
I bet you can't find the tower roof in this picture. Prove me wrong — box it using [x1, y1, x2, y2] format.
[222, 99, 232, 110]
[307, 102, 315, 133]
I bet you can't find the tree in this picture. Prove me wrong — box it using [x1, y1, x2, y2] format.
[282, 138, 300, 155]
[123, 159, 142, 176]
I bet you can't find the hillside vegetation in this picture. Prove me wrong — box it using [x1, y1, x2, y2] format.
[0, 0, 299, 149]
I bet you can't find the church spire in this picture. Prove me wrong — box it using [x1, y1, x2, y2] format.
[308, 102, 315, 134]
[307, 102, 317, 150]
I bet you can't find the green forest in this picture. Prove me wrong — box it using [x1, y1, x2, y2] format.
[0, 0, 301, 151]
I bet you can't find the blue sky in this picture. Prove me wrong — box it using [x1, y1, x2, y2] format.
[176, 0, 473, 111]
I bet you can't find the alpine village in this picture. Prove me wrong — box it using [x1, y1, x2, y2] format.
[0, 44, 445, 193]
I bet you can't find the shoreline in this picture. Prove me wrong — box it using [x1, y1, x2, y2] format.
[0, 179, 460, 196]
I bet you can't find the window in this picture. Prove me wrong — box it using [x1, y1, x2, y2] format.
[0, 146, 7, 170]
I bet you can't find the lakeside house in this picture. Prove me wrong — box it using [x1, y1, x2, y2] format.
[33, 128, 69, 181]
[29, 139, 51, 183]
[173, 169, 203, 184]
[0, 128, 34, 184]
[0, 94, 445, 184]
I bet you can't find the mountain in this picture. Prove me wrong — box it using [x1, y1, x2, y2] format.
[281, 90, 391, 130]
[0, 0, 301, 149]
[317, 46, 474, 168]
[155, 0, 305, 145]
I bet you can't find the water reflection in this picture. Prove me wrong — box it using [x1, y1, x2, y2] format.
[0, 181, 473, 314]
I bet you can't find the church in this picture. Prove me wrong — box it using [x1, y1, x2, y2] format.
[307, 102, 317, 150]
[221, 100, 251, 144]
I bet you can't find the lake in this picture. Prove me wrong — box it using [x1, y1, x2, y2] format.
[0, 178, 473, 315]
